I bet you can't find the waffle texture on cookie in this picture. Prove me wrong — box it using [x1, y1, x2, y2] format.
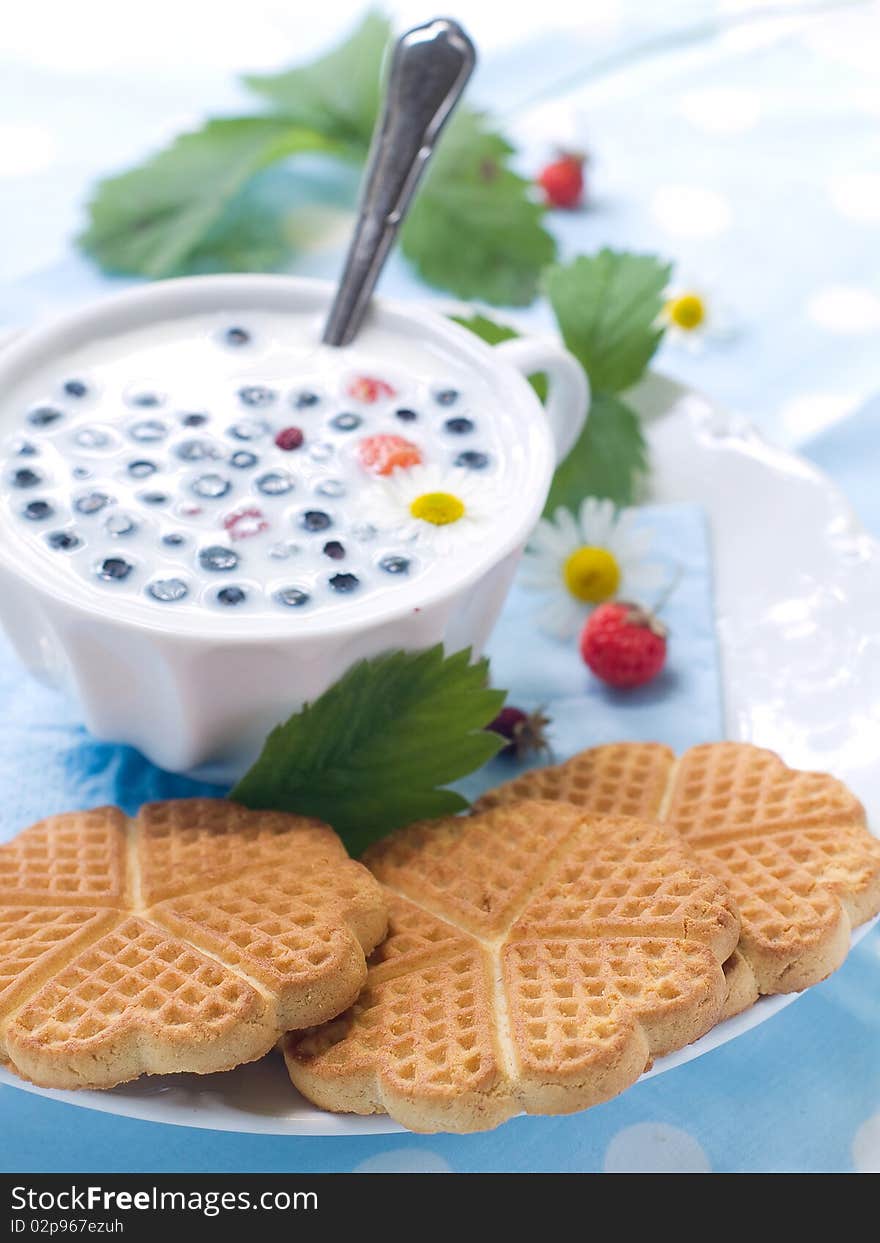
[284, 800, 740, 1133]
[476, 741, 880, 997]
[0, 801, 387, 1090]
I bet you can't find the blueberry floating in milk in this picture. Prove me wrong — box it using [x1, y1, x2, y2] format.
[127, 460, 157, 478]
[330, 413, 362, 432]
[63, 379, 88, 399]
[292, 390, 320, 409]
[11, 467, 42, 489]
[23, 500, 53, 521]
[228, 419, 269, 442]
[105, 512, 137, 537]
[199, 545, 238, 572]
[129, 419, 167, 443]
[175, 439, 219, 462]
[329, 572, 359, 593]
[237, 385, 276, 408]
[74, 427, 112, 450]
[301, 510, 332, 533]
[217, 585, 247, 606]
[148, 578, 188, 603]
[223, 327, 250, 347]
[126, 390, 163, 408]
[191, 473, 232, 500]
[97, 556, 133, 582]
[181, 412, 209, 428]
[380, 555, 410, 575]
[275, 587, 310, 607]
[256, 471, 294, 497]
[455, 450, 489, 470]
[46, 530, 82, 552]
[75, 491, 112, 515]
[28, 406, 63, 428]
[444, 417, 474, 435]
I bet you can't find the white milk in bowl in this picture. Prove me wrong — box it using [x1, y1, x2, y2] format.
[0, 310, 536, 627]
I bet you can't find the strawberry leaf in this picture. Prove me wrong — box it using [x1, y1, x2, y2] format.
[243, 10, 390, 150]
[79, 118, 337, 278]
[543, 250, 671, 394]
[403, 111, 556, 307]
[231, 646, 507, 857]
[544, 390, 648, 512]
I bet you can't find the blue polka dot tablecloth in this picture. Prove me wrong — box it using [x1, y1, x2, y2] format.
[2, 0, 880, 1173]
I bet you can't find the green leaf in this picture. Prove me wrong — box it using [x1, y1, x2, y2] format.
[79, 117, 336, 278]
[451, 312, 548, 401]
[402, 111, 556, 307]
[545, 390, 648, 512]
[543, 250, 671, 393]
[243, 10, 390, 149]
[231, 646, 507, 857]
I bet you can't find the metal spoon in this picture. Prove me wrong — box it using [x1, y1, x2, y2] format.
[322, 17, 476, 347]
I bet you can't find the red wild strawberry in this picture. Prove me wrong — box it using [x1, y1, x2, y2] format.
[579, 602, 667, 689]
[486, 706, 552, 760]
[537, 153, 586, 210]
[358, 434, 423, 476]
[347, 375, 396, 403]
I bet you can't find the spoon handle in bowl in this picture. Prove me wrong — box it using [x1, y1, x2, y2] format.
[322, 17, 476, 348]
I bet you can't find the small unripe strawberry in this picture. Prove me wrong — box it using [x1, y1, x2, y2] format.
[579, 602, 667, 689]
[487, 706, 552, 759]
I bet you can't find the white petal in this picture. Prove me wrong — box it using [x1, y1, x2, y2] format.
[551, 507, 583, 549]
[530, 518, 578, 559]
[578, 496, 616, 547]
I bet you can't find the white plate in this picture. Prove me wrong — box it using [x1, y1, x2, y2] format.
[3, 372, 878, 1134]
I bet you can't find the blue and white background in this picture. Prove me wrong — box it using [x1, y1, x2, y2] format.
[2, 0, 880, 1173]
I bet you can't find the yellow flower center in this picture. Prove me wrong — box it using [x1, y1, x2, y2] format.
[563, 546, 621, 603]
[409, 491, 466, 526]
[666, 292, 706, 331]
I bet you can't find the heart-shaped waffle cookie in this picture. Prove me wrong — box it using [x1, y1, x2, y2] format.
[475, 741, 880, 997]
[0, 800, 386, 1089]
[284, 800, 740, 1133]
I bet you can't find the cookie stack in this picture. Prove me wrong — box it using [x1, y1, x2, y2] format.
[2, 743, 878, 1133]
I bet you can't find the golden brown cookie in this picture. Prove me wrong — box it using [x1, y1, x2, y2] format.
[476, 741, 880, 998]
[0, 801, 387, 1090]
[284, 800, 740, 1133]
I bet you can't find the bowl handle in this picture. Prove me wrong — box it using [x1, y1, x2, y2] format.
[493, 337, 590, 463]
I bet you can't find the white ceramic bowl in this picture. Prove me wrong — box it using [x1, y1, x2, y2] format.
[0, 276, 588, 779]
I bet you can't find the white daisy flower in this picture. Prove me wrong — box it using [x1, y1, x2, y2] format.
[522, 497, 667, 640]
[660, 277, 738, 352]
[362, 463, 494, 553]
